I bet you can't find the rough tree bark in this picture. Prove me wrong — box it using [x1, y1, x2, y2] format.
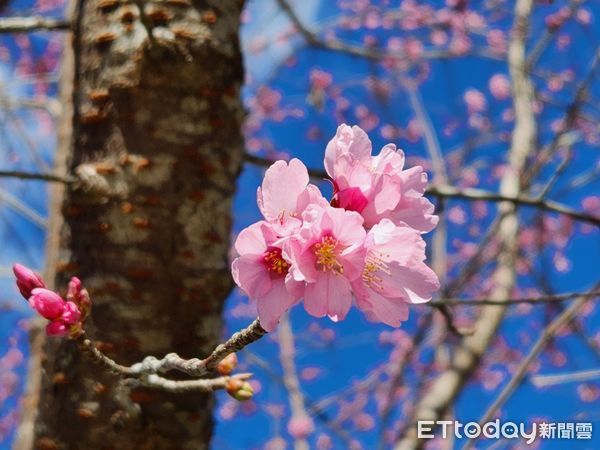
[20, 1, 246, 449]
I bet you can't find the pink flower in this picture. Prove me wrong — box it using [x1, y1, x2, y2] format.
[28, 288, 82, 337]
[489, 74, 510, 100]
[287, 415, 315, 439]
[325, 124, 437, 232]
[352, 220, 439, 327]
[285, 204, 366, 321]
[257, 158, 326, 235]
[12, 263, 45, 299]
[464, 88, 487, 113]
[231, 221, 303, 331]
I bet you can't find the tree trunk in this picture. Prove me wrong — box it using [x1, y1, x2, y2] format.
[28, 1, 246, 449]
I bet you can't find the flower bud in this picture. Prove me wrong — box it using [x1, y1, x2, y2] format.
[217, 353, 238, 375]
[46, 321, 69, 337]
[13, 264, 45, 299]
[29, 288, 66, 320]
[67, 277, 92, 320]
[226, 378, 254, 402]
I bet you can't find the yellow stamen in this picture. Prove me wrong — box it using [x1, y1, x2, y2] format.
[263, 249, 290, 275]
[314, 235, 344, 275]
[362, 253, 391, 292]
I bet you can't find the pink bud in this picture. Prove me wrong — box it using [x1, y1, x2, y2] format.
[45, 321, 69, 337]
[29, 288, 65, 320]
[61, 302, 82, 325]
[13, 263, 46, 299]
[67, 277, 91, 320]
[287, 415, 315, 439]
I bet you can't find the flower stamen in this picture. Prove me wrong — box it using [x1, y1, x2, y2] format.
[263, 248, 290, 276]
[314, 235, 344, 275]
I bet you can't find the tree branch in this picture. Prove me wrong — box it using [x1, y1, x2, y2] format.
[0, 16, 70, 33]
[395, 0, 537, 446]
[274, 0, 501, 63]
[79, 320, 267, 380]
[279, 314, 311, 450]
[427, 185, 600, 227]
[465, 287, 599, 448]
[429, 290, 600, 307]
[125, 373, 253, 394]
[0, 169, 75, 184]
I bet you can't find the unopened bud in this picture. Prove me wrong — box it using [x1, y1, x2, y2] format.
[226, 378, 253, 402]
[217, 353, 238, 375]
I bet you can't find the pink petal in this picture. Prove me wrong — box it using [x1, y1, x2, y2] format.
[46, 321, 69, 337]
[234, 221, 269, 255]
[391, 264, 440, 304]
[232, 255, 272, 299]
[392, 196, 439, 233]
[353, 281, 410, 327]
[257, 280, 301, 332]
[334, 187, 369, 213]
[29, 288, 65, 320]
[61, 301, 82, 325]
[304, 274, 352, 320]
[324, 124, 372, 178]
[13, 263, 45, 299]
[257, 159, 309, 221]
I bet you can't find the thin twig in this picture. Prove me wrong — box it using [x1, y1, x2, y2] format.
[275, 0, 501, 63]
[125, 373, 253, 394]
[464, 287, 600, 449]
[531, 368, 600, 388]
[429, 290, 600, 307]
[0, 170, 74, 184]
[395, 0, 538, 446]
[0, 16, 70, 33]
[279, 315, 311, 450]
[128, 319, 267, 377]
[427, 185, 600, 227]
[79, 320, 267, 380]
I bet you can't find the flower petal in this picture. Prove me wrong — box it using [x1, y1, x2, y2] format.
[257, 280, 301, 332]
[232, 255, 271, 299]
[258, 159, 309, 221]
[304, 274, 352, 320]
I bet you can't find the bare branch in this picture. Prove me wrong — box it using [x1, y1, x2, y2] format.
[79, 320, 267, 381]
[0, 16, 70, 33]
[464, 287, 599, 449]
[395, 0, 538, 446]
[429, 290, 600, 307]
[274, 0, 501, 62]
[0, 188, 47, 228]
[427, 185, 600, 227]
[128, 319, 267, 377]
[127, 373, 253, 394]
[0, 169, 74, 184]
[279, 315, 311, 450]
[531, 367, 600, 388]
[79, 338, 137, 377]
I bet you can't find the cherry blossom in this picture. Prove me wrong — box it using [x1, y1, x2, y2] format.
[325, 124, 438, 231]
[231, 221, 303, 332]
[285, 204, 367, 322]
[352, 220, 440, 327]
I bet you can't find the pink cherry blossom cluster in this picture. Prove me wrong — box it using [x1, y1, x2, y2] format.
[232, 124, 440, 331]
[12, 264, 91, 338]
